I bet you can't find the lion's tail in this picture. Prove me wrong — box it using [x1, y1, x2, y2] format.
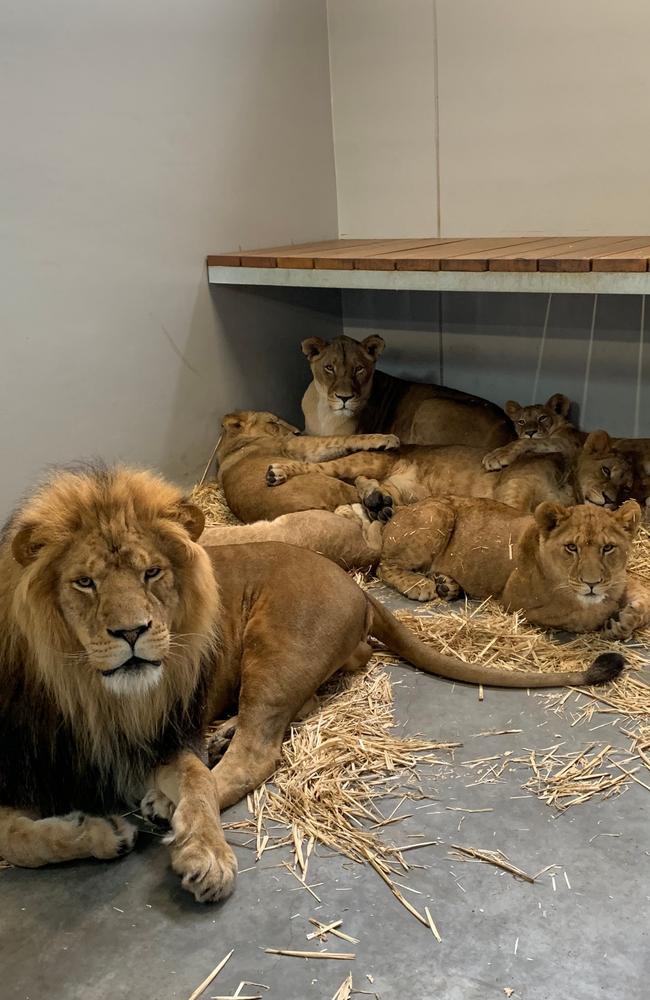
[366, 594, 625, 689]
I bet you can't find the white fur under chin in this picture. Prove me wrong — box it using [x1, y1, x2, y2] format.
[102, 665, 163, 696]
[576, 593, 606, 605]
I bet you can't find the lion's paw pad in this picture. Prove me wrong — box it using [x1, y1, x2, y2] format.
[140, 789, 175, 827]
[266, 464, 286, 486]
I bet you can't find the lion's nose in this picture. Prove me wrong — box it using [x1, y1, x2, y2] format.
[336, 394, 353, 403]
[108, 622, 152, 647]
[525, 430, 536, 438]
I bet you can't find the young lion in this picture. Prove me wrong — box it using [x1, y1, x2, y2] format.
[482, 396, 650, 505]
[266, 431, 632, 522]
[216, 409, 399, 522]
[378, 495, 649, 638]
[301, 334, 513, 448]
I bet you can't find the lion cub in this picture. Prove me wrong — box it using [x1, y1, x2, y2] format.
[483, 395, 650, 506]
[379, 495, 648, 638]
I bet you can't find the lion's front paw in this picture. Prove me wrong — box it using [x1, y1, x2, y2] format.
[434, 574, 462, 601]
[83, 814, 138, 859]
[140, 789, 175, 828]
[266, 463, 288, 486]
[368, 434, 400, 451]
[404, 578, 438, 602]
[362, 488, 393, 523]
[171, 838, 237, 903]
[602, 605, 643, 640]
[482, 446, 512, 471]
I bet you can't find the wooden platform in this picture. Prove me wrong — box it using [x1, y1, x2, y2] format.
[208, 237, 650, 273]
[207, 237, 650, 294]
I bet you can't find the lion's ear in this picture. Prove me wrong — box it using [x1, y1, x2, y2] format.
[301, 337, 328, 361]
[169, 501, 205, 542]
[534, 501, 570, 536]
[616, 499, 641, 535]
[583, 429, 611, 455]
[222, 412, 244, 431]
[504, 400, 522, 419]
[547, 393, 571, 417]
[12, 523, 45, 566]
[361, 335, 385, 360]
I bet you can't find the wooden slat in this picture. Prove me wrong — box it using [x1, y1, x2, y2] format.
[538, 237, 650, 272]
[591, 242, 650, 273]
[486, 237, 584, 272]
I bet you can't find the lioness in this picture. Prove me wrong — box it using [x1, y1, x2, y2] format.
[217, 410, 398, 522]
[378, 495, 649, 637]
[5, 467, 615, 904]
[301, 334, 513, 448]
[266, 431, 632, 522]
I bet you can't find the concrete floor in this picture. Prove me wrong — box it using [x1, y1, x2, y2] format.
[2, 588, 649, 1000]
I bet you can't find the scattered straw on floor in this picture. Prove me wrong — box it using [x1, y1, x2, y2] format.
[221, 663, 458, 877]
[512, 742, 637, 810]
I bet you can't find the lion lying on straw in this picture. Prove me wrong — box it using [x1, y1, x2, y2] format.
[379, 495, 650, 638]
[3, 465, 619, 903]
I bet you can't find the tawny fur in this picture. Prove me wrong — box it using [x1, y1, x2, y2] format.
[216, 409, 399, 522]
[379, 495, 649, 637]
[1, 466, 620, 902]
[267, 432, 632, 522]
[301, 334, 513, 448]
[201, 506, 382, 570]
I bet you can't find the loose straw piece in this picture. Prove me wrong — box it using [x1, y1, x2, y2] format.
[264, 949, 355, 961]
[424, 906, 442, 943]
[450, 845, 536, 883]
[187, 950, 233, 1000]
[330, 973, 353, 1000]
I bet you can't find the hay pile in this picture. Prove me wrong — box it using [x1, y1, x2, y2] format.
[221, 662, 457, 879]
[191, 482, 241, 526]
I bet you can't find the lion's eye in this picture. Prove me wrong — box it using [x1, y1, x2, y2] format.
[518, 419, 525, 426]
[602, 543, 616, 554]
[601, 466, 611, 478]
[539, 415, 549, 424]
[324, 364, 335, 374]
[565, 543, 578, 554]
[354, 366, 366, 376]
[74, 576, 95, 589]
[144, 567, 162, 580]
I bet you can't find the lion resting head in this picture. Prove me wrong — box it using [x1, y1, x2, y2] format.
[505, 393, 571, 438]
[4, 464, 216, 702]
[217, 409, 300, 463]
[302, 334, 385, 415]
[575, 431, 633, 509]
[534, 498, 640, 604]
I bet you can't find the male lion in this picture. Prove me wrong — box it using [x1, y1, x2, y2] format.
[301, 334, 513, 448]
[217, 409, 399, 522]
[4, 466, 611, 903]
[266, 431, 632, 522]
[378, 495, 649, 637]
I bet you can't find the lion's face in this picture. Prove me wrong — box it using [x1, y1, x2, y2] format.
[54, 530, 182, 694]
[302, 335, 385, 415]
[10, 467, 214, 698]
[505, 394, 571, 438]
[576, 431, 633, 509]
[217, 410, 301, 462]
[535, 499, 640, 604]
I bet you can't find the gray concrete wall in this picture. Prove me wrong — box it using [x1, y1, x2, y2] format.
[0, 0, 338, 515]
[342, 291, 649, 437]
